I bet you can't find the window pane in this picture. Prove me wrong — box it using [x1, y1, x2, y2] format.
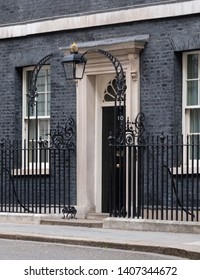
[187, 80, 198, 105]
[47, 92, 50, 115]
[26, 71, 32, 93]
[37, 93, 45, 116]
[103, 79, 117, 102]
[190, 109, 200, 133]
[36, 70, 46, 92]
[39, 120, 49, 140]
[47, 70, 50, 92]
[104, 92, 115, 102]
[27, 119, 49, 140]
[29, 120, 36, 140]
[189, 135, 200, 160]
[26, 94, 35, 117]
[40, 120, 49, 162]
[187, 54, 198, 79]
[28, 140, 37, 163]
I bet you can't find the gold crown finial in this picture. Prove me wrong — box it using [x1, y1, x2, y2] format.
[70, 42, 79, 53]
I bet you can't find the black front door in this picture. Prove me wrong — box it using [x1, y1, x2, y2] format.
[102, 106, 114, 213]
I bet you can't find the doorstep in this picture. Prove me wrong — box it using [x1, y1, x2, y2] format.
[40, 218, 103, 228]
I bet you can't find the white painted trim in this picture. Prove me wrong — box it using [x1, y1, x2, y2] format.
[182, 52, 187, 144]
[0, 1, 199, 39]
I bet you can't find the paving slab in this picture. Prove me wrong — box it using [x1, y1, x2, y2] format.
[0, 220, 200, 259]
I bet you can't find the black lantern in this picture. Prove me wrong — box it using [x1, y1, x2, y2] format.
[61, 42, 87, 80]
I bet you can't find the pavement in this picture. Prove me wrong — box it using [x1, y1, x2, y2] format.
[0, 213, 200, 259]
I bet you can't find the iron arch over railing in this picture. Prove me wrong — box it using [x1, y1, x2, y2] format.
[0, 53, 77, 216]
[28, 53, 54, 111]
[82, 48, 126, 98]
[76, 48, 129, 155]
[27, 53, 76, 217]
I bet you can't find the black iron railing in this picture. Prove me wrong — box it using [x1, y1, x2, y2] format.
[109, 134, 200, 222]
[0, 118, 76, 215]
[1, 130, 200, 222]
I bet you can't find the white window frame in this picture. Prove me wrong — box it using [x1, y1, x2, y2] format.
[182, 51, 200, 170]
[22, 65, 51, 172]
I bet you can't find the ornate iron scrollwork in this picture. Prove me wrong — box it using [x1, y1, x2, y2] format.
[108, 112, 145, 146]
[125, 112, 145, 145]
[39, 117, 76, 150]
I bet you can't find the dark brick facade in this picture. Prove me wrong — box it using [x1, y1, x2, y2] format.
[0, 14, 199, 138]
[0, 0, 199, 214]
[0, 0, 196, 138]
[0, 0, 187, 24]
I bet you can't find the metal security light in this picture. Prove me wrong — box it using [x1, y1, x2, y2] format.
[61, 42, 87, 80]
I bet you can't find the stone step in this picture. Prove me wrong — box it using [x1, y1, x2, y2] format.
[40, 218, 103, 228]
[86, 212, 109, 220]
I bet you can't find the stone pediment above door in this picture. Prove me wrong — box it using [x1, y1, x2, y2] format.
[75, 35, 149, 52]
[61, 35, 149, 74]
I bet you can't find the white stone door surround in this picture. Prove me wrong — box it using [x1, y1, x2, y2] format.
[62, 36, 149, 218]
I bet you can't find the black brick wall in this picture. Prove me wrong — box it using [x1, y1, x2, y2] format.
[0, 13, 200, 138]
[0, 0, 190, 24]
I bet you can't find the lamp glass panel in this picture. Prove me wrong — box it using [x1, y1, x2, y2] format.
[62, 62, 74, 80]
[75, 62, 85, 79]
